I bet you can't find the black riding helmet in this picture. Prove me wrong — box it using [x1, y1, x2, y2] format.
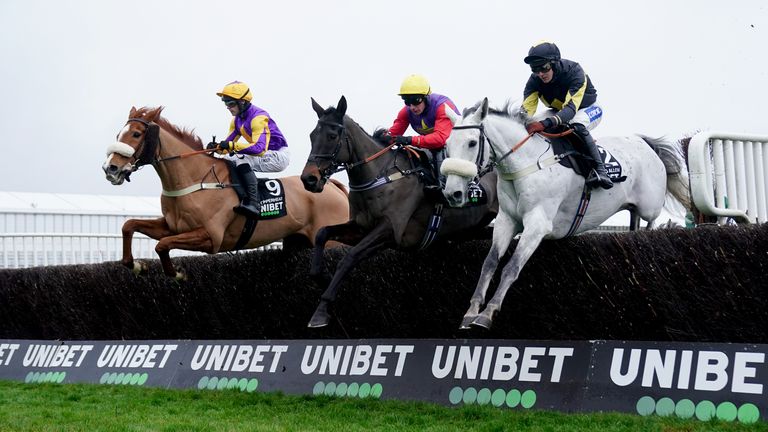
[523, 41, 561, 67]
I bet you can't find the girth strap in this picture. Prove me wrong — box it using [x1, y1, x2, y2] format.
[565, 183, 592, 237]
[234, 217, 258, 250]
[418, 203, 444, 250]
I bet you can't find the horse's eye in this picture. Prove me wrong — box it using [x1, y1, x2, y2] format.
[469, 140, 478, 148]
[327, 133, 338, 140]
[132, 131, 141, 138]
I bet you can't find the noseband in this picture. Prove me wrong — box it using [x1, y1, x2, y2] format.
[452, 123, 497, 179]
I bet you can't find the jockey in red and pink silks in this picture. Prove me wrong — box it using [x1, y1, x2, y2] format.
[386, 74, 460, 189]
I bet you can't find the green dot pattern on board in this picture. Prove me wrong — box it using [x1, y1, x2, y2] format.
[312, 381, 383, 399]
[448, 387, 536, 409]
[636, 396, 760, 424]
[196, 376, 258, 392]
[25, 371, 67, 384]
[99, 372, 149, 386]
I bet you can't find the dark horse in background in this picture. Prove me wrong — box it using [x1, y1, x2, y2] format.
[300, 96, 499, 328]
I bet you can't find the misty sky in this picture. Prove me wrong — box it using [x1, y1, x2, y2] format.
[0, 0, 765, 198]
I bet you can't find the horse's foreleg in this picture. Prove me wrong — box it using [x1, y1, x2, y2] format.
[308, 222, 394, 328]
[629, 210, 640, 231]
[121, 217, 172, 275]
[310, 222, 365, 283]
[461, 212, 518, 329]
[154, 227, 214, 279]
[473, 210, 551, 329]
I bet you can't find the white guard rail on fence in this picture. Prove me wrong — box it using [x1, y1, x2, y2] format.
[688, 131, 768, 224]
[0, 233, 282, 269]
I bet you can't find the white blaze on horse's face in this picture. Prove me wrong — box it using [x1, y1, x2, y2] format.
[102, 124, 140, 185]
[441, 102, 486, 207]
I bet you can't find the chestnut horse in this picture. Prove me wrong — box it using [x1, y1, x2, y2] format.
[102, 106, 350, 279]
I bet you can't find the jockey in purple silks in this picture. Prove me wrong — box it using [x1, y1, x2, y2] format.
[207, 81, 291, 218]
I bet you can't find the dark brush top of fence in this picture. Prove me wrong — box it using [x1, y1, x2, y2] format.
[0, 224, 766, 343]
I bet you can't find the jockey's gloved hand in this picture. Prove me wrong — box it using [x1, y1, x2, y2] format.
[206, 141, 219, 150]
[217, 141, 232, 152]
[525, 121, 547, 134]
[372, 129, 392, 144]
[393, 135, 412, 146]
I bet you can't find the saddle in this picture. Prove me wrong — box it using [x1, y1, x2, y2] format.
[400, 146, 441, 186]
[545, 126, 627, 183]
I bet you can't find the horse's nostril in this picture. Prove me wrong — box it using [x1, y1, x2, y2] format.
[107, 165, 118, 174]
[302, 175, 318, 190]
[452, 190, 463, 199]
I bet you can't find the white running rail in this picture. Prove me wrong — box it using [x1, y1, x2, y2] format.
[688, 131, 768, 224]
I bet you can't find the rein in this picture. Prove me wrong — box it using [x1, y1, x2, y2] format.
[126, 118, 217, 166]
[308, 119, 400, 186]
[124, 118, 227, 195]
[453, 122, 573, 178]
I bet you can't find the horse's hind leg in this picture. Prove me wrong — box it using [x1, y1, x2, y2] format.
[308, 222, 393, 328]
[461, 212, 518, 329]
[154, 227, 214, 280]
[473, 210, 551, 329]
[121, 217, 173, 275]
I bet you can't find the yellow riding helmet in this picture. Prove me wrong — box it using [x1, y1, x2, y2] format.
[216, 81, 253, 102]
[398, 74, 431, 96]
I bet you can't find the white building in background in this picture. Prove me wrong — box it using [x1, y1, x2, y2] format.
[0, 191, 206, 269]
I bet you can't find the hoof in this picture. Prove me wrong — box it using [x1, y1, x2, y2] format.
[471, 314, 493, 329]
[459, 315, 476, 330]
[308, 306, 330, 328]
[307, 315, 329, 329]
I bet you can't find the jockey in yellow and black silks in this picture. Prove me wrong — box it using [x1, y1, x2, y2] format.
[521, 41, 612, 190]
[207, 81, 291, 218]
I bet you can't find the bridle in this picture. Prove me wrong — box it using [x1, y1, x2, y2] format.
[451, 121, 574, 183]
[307, 118, 399, 186]
[451, 123, 498, 180]
[116, 117, 161, 182]
[306, 119, 350, 182]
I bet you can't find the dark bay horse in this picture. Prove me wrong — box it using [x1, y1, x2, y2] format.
[300, 96, 499, 327]
[102, 106, 350, 279]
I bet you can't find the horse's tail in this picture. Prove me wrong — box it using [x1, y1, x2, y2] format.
[639, 135, 692, 213]
[328, 178, 349, 197]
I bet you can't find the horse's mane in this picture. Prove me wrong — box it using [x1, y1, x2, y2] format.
[462, 99, 531, 125]
[133, 106, 204, 150]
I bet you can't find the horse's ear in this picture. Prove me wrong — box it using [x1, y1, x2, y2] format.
[480, 97, 489, 120]
[129, 106, 138, 117]
[445, 106, 459, 126]
[146, 106, 164, 122]
[337, 96, 347, 118]
[311, 97, 324, 118]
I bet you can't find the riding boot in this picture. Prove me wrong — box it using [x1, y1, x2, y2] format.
[234, 163, 262, 218]
[425, 149, 446, 191]
[574, 125, 613, 190]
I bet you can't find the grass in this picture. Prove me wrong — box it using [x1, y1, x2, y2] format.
[0, 380, 765, 431]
